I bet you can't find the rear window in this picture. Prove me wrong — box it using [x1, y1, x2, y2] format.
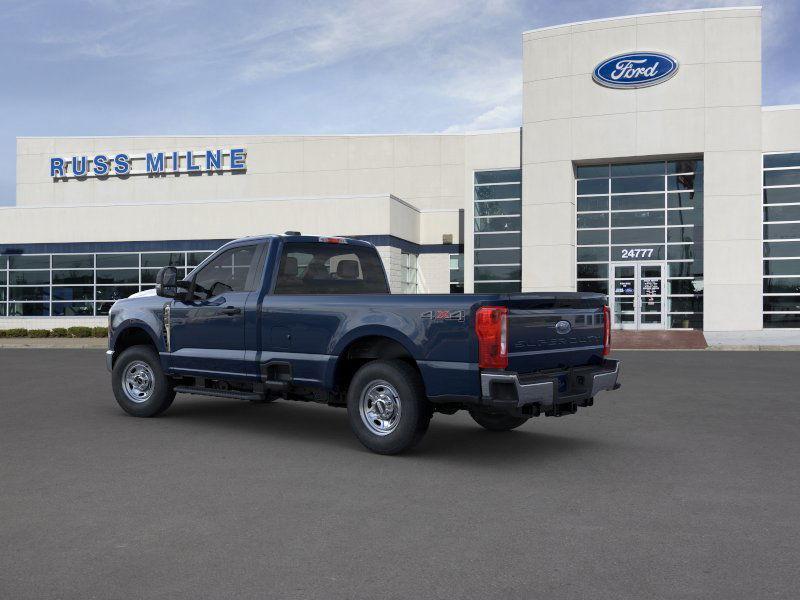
[274, 242, 389, 295]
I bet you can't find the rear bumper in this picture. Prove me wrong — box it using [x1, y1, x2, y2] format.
[479, 359, 621, 416]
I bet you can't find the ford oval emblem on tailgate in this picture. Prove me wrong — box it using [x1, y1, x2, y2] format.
[555, 320, 572, 335]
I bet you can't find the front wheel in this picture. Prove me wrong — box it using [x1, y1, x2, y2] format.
[346, 360, 431, 455]
[112, 345, 175, 417]
[468, 409, 529, 432]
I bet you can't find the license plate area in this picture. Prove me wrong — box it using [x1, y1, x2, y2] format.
[518, 366, 596, 401]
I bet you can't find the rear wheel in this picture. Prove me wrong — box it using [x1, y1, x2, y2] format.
[346, 360, 430, 455]
[469, 409, 528, 432]
[112, 345, 175, 417]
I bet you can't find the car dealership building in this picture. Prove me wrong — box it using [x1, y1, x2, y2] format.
[2, 6, 800, 337]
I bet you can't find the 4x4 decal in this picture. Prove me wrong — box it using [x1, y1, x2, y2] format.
[421, 309, 465, 322]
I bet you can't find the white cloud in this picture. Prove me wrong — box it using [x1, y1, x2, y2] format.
[442, 103, 521, 132]
[437, 54, 522, 132]
[236, 0, 488, 81]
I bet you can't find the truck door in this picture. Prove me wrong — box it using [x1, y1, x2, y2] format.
[168, 242, 263, 379]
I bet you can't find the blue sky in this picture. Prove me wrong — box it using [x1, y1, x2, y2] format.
[1, 0, 798, 206]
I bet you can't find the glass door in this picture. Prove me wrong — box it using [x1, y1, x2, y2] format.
[610, 262, 666, 330]
[611, 264, 637, 329]
[637, 263, 665, 330]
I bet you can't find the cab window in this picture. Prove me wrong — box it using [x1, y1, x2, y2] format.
[274, 242, 388, 294]
[193, 245, 258, 298]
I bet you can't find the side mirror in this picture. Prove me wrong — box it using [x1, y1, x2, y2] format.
[155, 266, 179, 298]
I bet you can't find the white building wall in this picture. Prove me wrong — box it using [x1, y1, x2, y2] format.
[417, 253, 451, 293]
[763, 106, 800, 152]
[17, 134, 470, 213]
[522, 6, 764, 331]
[376, 246, 404, 293]
[0, 194, 413, 245]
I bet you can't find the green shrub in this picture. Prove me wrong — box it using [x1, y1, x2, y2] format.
[4, 328, 28, 338]
[91, 326, 107, 338]
[67, 326, 93, 338]
[0, 330, 5, 338]
[50, 328, 69, 338]
[28, 329, 51, 338]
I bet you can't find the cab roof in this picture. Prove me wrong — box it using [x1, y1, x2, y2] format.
[222, 233, 376, 249]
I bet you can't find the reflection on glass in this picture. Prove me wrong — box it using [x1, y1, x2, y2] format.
[764, 223, 800, 240]
[474, 216, 521, 233]
[640, 266, 662, 278]
[615, 266, 634, 278]
[577, 280, 608, 294]
[611, 210, 665, 228]
[578, 264, 608, 279]
[9, 255, 49, 269]
[612, 194, 665, 210]
[577, 230, 608, 245]
[52, 255, 93, 269]
[611, 228, 665, 245]
[577, 197, 608, 212]
[474, 184, 521, 200]
[9, 271, 50, 285]
[577, 213, 609, 229]
[0, 249, 223, 319]
[611, 176, 663, 194]
[96, 254, 138, 268]
[52, 302, 94, 316]
[474, 170, 521, 185]
[474, 170, 522, 293]
[576, 164, 609, 179]
[577, 179, 608, 195]
[611, 162, 664, 177]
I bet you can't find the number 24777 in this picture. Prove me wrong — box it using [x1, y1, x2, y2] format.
[620, 248, 654, 259]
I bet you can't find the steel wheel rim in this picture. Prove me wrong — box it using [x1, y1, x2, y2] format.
[123, 361, 155, 404]
[359, 380, 402, 436]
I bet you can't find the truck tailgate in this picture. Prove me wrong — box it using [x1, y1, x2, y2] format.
[504, 293, 606, 372]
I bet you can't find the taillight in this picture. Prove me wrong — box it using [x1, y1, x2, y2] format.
[319, 237, 345, 244]
[603, 305, 611, 356]
[475, 306, 508, 369]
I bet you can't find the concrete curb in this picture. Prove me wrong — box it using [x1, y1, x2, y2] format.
[0, 338, 108, 349]
[616, 346, 800, 351]
[2, 339, 798, 351]
[707, 345, 800, 351]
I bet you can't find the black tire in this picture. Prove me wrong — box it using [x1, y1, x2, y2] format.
[112, 345, 175, 418]
[346, 360, 431, 455]
[468, 409, 529, 432]
[250, 396, 277, 404]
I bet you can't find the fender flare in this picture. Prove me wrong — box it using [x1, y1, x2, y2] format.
[111, 318, 165, 354]
[325, 325, 421, 389]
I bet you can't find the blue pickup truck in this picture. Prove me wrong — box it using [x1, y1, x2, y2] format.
[107, 233, 620, 454]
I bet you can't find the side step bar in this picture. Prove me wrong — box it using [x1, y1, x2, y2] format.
[174, 386, 263, 401]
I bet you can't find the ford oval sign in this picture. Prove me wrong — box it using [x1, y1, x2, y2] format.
[593, 52, 678, 89]
[555, 320, 572, 335]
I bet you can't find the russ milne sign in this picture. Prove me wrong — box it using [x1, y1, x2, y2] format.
[50, 148, 246, 179]
[593, 52, 678, 89]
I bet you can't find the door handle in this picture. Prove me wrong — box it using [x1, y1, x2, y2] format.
[219, 306, 241, 316]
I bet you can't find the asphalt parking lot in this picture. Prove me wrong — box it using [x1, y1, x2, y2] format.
[1, 350, 798, 599]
